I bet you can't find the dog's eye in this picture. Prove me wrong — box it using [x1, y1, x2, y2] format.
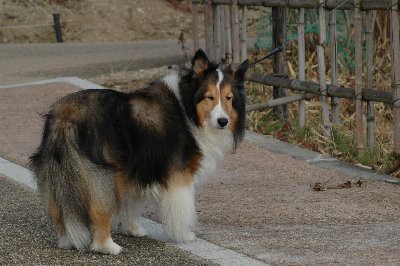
[207, 96, 215, 100]
[226, 96, 232, 100]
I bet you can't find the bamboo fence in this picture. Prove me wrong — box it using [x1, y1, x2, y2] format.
[191, 0, 400, 156]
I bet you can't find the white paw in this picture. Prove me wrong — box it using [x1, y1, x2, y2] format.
[182, 231, 196, 242]
[57, 236, 73, 249]
[127, 224, 147, 237]
[172, 231, 196, 243]
[90, 238, 123, 255]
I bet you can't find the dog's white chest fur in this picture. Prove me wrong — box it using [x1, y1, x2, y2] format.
[191, 125, 232, 185]
[162, 70, 233, 185]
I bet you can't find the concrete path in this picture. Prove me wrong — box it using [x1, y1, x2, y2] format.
[0, 176, 213, 266]
[1, 78, 400, 265]
[0, 41, 190, 85]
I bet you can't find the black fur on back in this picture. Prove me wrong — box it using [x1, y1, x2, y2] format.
[31, 87, 201, 188]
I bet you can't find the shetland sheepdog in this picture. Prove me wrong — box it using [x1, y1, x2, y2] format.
[30, 49, 249, 255]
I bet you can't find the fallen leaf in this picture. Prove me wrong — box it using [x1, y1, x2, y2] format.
[312, 182, 327, 191]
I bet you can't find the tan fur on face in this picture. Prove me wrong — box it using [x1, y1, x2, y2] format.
[196, 82, 219, 126]
[196, 77, 236, 129]
[220, 84, 233, 115]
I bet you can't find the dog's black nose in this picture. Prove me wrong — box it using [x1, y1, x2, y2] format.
[217, 118, 228, 128]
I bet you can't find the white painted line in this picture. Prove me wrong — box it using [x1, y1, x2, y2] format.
[142, 218, 267, 266]
[0, 77, 106, 90]
[59, 77, 106, 90]
[0, 157, 36, 190]
[0, 77, 267, 266]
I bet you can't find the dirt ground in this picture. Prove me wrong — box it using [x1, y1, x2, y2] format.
[1, 80, 400, 264]
[0, 0, 195, 43]
[0, 0, 264, 44]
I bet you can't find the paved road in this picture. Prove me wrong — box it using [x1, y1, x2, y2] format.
[0, 40, 190, 85]
[0, 176, 213, 266]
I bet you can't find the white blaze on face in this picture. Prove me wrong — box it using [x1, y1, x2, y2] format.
[210, 69, 229, 129]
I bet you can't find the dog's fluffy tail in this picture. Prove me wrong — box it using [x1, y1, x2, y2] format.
[30, 117, 91, 251]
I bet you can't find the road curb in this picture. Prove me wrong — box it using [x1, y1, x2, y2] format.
[245, 131, 400, 185]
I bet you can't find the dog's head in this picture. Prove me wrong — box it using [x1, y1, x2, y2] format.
[182, 49, 249, 146]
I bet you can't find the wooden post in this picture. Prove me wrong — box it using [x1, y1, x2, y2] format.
[192, 2, 200, 52]
[213, 4, 222, 60]
[391, 0, 400, 161]
[220, 6, 226, 61]
[240, 6, 248, 62]
[366, 11, 376, 148]
[354, 0, 365, 153]
[318, 0, 330, 136]
[224, 5, 232, 63]
[204, 0, 214, 59]
[272, 7, 288, 121]
[298, 8, 306, 128]
[329, 10, 339, 125]
[53, 13, 63, 43]
[231, 0, 240, 64]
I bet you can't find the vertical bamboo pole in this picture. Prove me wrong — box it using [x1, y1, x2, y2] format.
[240, 6, 248, 62]
[213, 4, 222, 61]
[272, 7, 288, 121]
[204, 0, 214, 59]
[224, 5, 232, 63]
[366, 11, 376, 148]
[220, 6, 226, 61]
[231, 0, 240, 65]
[391, 0, 400, 162]
[329, 10, 339, 125]
[192, 2, 199, 52]
[354, 0, 365, 154]
[318, 0, 330, 136]
[298, 8, 306, 128]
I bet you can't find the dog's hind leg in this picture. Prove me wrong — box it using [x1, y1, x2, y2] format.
[89, 204, 122, 255]
[126, 195, 147, 237]
[48, 193, 73, 249]
[115, 174, 147, 237]
[160, 175, 196, 242]
[119, 194, 147, 237]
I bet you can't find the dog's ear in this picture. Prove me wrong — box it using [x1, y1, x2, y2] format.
[233, 59, 250, 83]
[192, 49, 209, 76]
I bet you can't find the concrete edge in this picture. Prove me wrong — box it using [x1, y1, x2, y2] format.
[0, 157, 36, 190]
[0, 77, 267, 266]
[245, 131, 400, 185]
[0, 77, 107, 90]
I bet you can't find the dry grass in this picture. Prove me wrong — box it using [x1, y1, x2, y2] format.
[247, 11, 398, 176]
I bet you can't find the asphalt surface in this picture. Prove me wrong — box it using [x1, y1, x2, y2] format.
[0, 41, 190, 85]
[0, 176, 213, 266]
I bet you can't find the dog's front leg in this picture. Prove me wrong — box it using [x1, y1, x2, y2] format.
[160, 182, 196, 242]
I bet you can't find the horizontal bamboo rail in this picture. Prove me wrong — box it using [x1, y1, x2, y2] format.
[248, 73, 394, 106]
[193, 0, 398, 10]
[247, 93, 315, 112]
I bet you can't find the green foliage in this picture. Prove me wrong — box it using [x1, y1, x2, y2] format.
[255, 8, 356, 72]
